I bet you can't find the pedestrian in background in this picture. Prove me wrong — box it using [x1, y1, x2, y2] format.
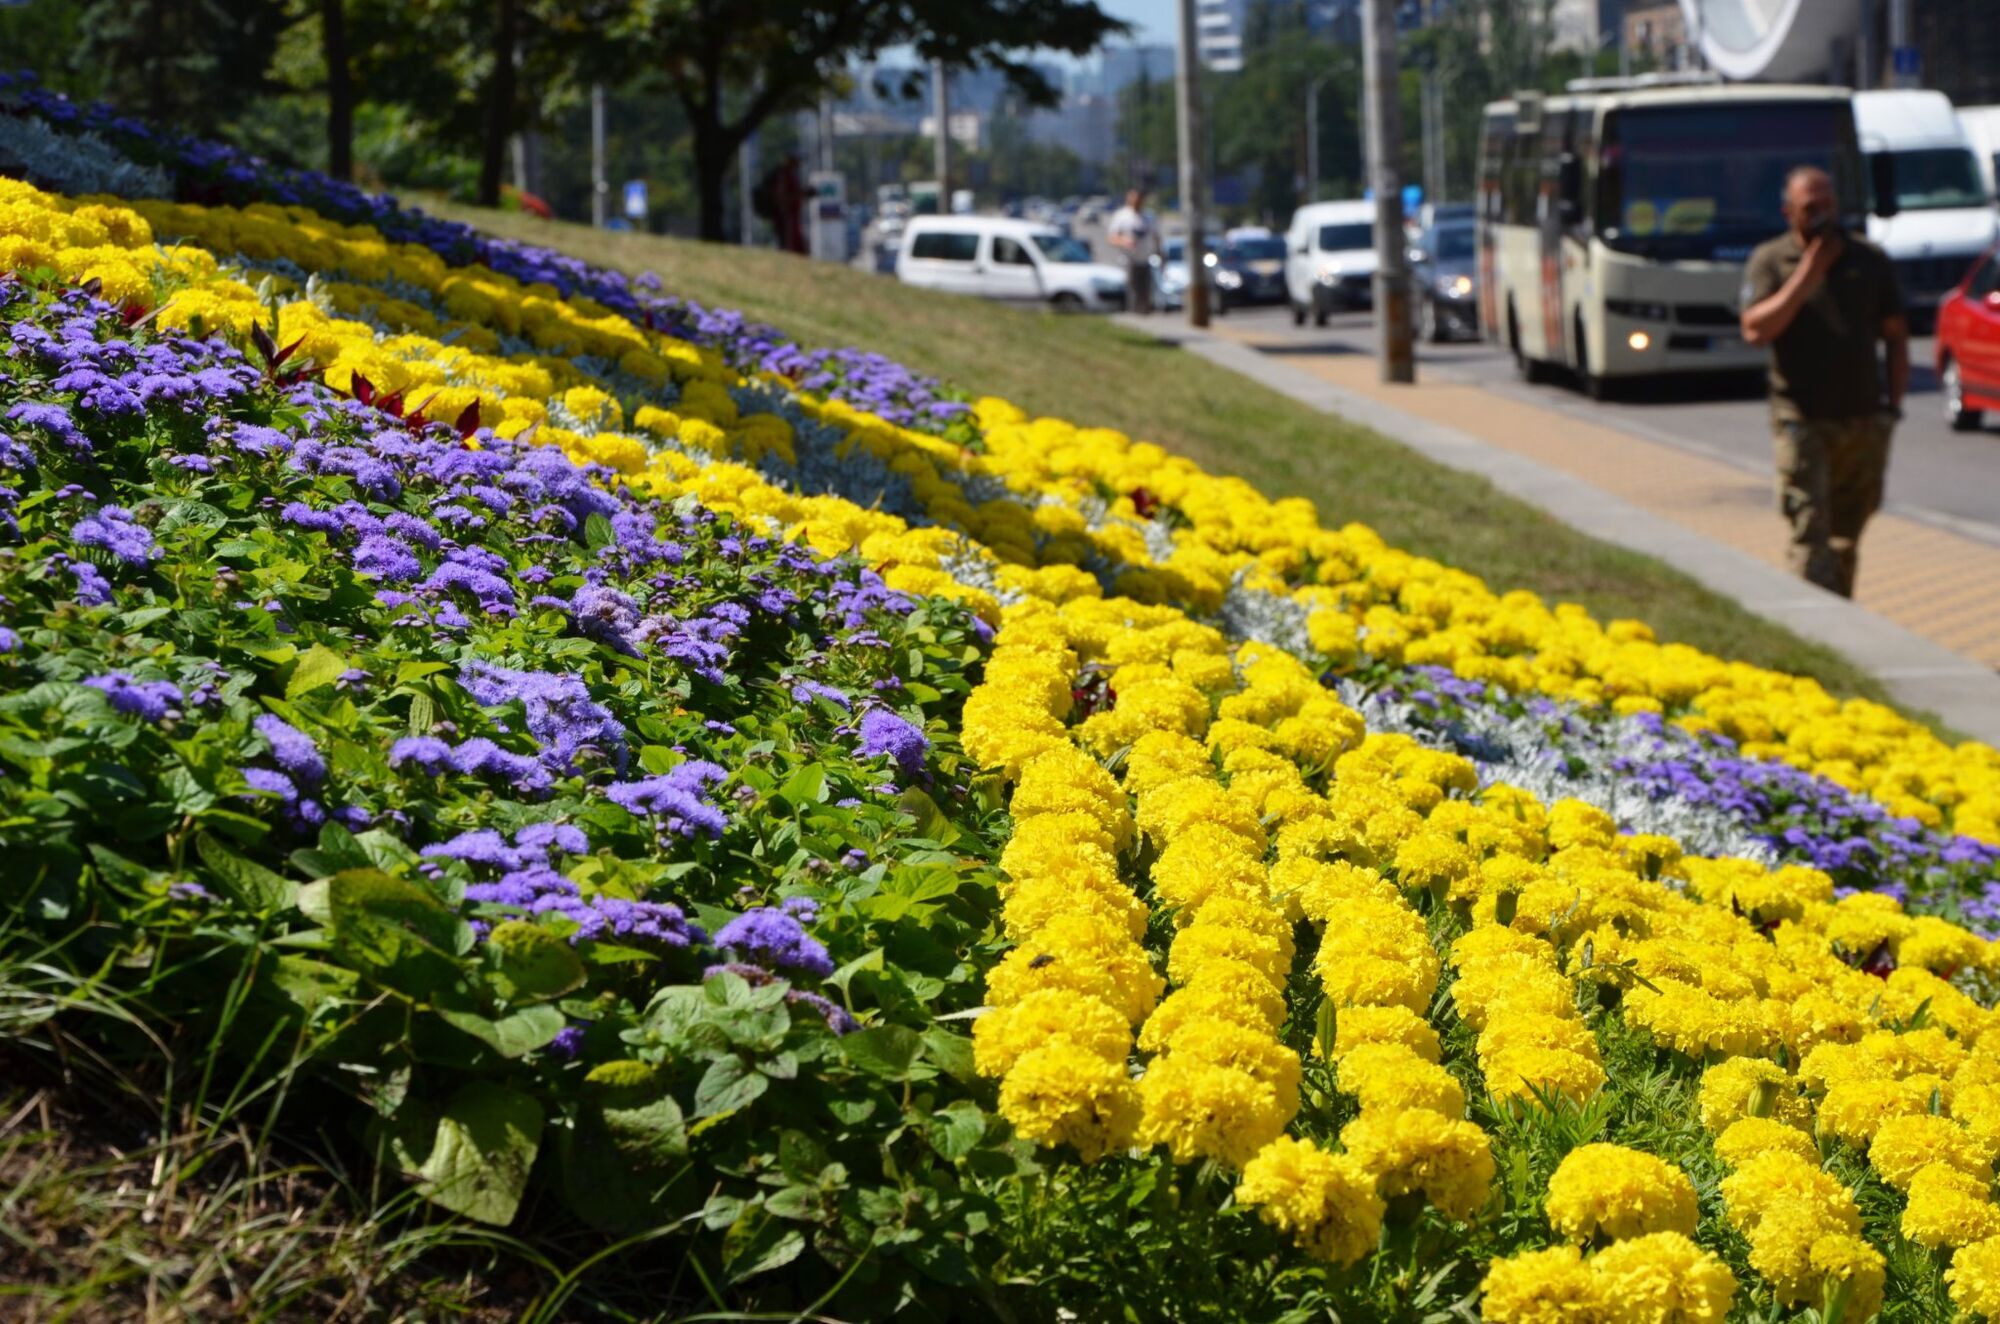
[1107, 187, 1156, 315]
[1741, 165, 1908, 598]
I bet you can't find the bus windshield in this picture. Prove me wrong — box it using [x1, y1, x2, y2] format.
[1873, 148, 1987, 211]
[1599, 101, 1858, 261]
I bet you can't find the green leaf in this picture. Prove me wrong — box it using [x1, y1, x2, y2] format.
[693, 1055, 770, 1119]
[395, 660, 451, 684]
[895, 787, 960, 846]
[923, 1027, 977, 1085]
[776, 762, 826, 809]
[437, 1004, 566, 1058]
[825, 948, 883, 992]
[925, 1100, 987, 1161]
[286, 643, 349, 699]
[266, 954, 359, 1017]
[406, 691, 436, 737]
[840, 1025, 924, 1081]
[196, 832, 297, 911]
[722, 1208, 804, 1281]
[599, 1091, 688, 1170]
[487, 920, 586, 1001]
[327, 869, 469, 1006]
[414, 1082, 544, 1226]
[583, 513, 616, 549]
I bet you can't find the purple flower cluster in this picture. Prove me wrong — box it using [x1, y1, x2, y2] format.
[390, 734, 553, 796]
[605, 760, 730, 838]
[425, 823, 706, 948]
[856, 708, 929, 779]
[457, 660, 627, 775]
[71, 503, 157, 564]
[84, 672, 181, 723]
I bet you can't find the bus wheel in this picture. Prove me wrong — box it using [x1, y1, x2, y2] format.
[1508, 302, 1550, 384]
[1291, 299, 1306, 327]
[1576, 318, 1612, 400]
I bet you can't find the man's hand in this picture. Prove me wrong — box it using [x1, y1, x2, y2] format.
[1801, 231, 1844, 286]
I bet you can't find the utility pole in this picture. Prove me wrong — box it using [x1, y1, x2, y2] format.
[589, 83, 607, 228]
[738, 134, 756, 246]
[1857, 0, 1877, 90]
[1174, 0, 1210, 327]
[819, 97, 835, 173]
[1305, 76, 1326, 205]
[1887, 0, 1916, 88]
[932, 60, 951, 200]
[1362, 0, 1412, 382]
[1419, 71, 1443, 207]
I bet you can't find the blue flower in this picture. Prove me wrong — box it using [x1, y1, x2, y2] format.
[856, 708, 928, 777]
[714, 906, 834, 978]
[84, 672, 181, 723]
[253, 713, 326, 789]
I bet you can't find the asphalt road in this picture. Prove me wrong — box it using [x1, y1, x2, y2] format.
[1209, 302, 2000, 548]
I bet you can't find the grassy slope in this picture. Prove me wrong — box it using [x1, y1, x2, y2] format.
[427, 200, 1915, 719]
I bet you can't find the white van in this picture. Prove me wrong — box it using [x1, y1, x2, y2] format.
[1854, 90, 1999, 326]
[1284, 200, 1378, 326]
[1958, 105, 2000, 201]
[895, 216, 1128, 312]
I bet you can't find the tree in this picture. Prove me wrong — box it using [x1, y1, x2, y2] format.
[614, 0, 1126, 241]
[322, 0, 353, 179]
[71, 0, 293, 136]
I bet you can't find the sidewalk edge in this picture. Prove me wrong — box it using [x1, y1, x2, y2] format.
[1114, 315, 2000, 745]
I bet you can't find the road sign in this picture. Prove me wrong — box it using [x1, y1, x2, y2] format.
[1892, 46, 1921, 79]
[622, 179, 648, 221]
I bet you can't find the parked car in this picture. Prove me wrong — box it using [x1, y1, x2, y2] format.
[1154, 236, 1222, 311]
[1213, 233, 1289, 308]
[895, 215, 1127, 311]
[1937, 242, 2000, 431]
[1284, 200, 1378, 325]
[1411, 218, 1478, 342]
[1855, 89, 2000, 331]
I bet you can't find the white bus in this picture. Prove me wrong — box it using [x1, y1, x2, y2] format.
[1477, 80, 1895, 396]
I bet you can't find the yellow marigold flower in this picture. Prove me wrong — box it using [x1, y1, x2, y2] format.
[1713, 1117, 1820, 1170]
[1816, 1076, 1937, 1147]
[1153, 1018, 1301, 1098]
[1138, 971, 1285, 1050]
[1485, 1047, 1607, 1106]
[972, 991, 1131, 1078]
[1868, 1113, 1994, 1191]
[1622, 977, 1773, 1059]
[997, 1042, 1140, 1161]
[1949, 1233, 2000, 1319]
[1698, 1058, 1812, 1133]
[1544, 1144, 1699, 1244]
[984, 915, 1162, 1026]
[1234, 1137, 1384, 1266]
[1479, 1244, 1606, 1323]
[1806, 1233, 1884, 1322]
[1394, 831, 1480, 902]
[1136, 1055, 1293, 1166]
[1719, 1153, 1859, 1239]
[1339, 1108, 1494, 1219]
[1336, 1042, 1467, 1117]
[1903, 1162, 2000, 1250]
[1614, 833, 1684, 880]
[1168, 922, 1292, 990]
[1330, 1004, 1442, 1063]
[1590, 1231, 1736, 1324]
[1548, 799, 1618, 850]
[1001, 874, 1148, 943]
[1286, 859, 1397, 921]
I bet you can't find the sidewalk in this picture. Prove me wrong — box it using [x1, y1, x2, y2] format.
[1114, 314, 2000, 744]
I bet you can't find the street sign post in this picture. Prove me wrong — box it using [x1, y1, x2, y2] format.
[622, 180, 648, 224]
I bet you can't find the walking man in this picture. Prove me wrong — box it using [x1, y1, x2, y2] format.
[1107, 187, 1157, 314]
[1740, 165, 1908, 598]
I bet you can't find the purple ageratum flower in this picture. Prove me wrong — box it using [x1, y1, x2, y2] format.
[240, 767, 298, 801]
[604, 760, 730, 838]
[547, 1024, 587, 1059]
[388, 735, 453, 774]
[456, 660, 627, 774]
[253, 713, 326, 789]
[0, 626, 18, 653]
[84, 672, 182, 723]
[6, 400, 89, 452]
[855, 708, 928, 777]
[352, 534, 422, 582]
[446, 737, 556, 795]
[66, 559, 112, 606]
[72, 504, 156, 564]
[791, 679, 852, 710]
[713, 906, 835, 978]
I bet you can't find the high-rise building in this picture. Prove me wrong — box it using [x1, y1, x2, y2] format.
[1099, 44, 1178, 98]
[1196, 0, 1248, 72]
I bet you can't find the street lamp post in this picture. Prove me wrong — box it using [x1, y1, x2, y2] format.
[1362, 0, 1413, 383]
[1305, 76, 1327, 205]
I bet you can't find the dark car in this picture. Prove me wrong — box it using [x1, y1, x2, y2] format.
[1412, 219, 1478, 342]
[1213, 235, 1290, 309]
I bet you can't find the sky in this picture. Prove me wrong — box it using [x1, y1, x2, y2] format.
[1102, 0, 1179, 47]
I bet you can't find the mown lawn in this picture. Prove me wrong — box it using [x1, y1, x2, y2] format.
[426, 200, 1920, 723]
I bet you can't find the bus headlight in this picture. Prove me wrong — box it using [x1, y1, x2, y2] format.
[1606, 298, 1670, 321]
[1627, 330, 1652, 351]
[1437, 273, 1473, 298]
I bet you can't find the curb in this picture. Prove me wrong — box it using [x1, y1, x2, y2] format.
[1113, 314, 2000, 746]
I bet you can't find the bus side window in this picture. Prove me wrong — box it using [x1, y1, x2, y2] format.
[1572, 110, 1597, 231]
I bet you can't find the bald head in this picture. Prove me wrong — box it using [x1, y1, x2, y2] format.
[1782, 166, 1836, 239]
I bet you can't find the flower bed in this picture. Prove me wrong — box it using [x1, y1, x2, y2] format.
[4, 86, 2000, 1320]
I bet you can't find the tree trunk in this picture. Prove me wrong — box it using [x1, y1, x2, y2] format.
[692, 120, 730, 242]
[322, 0, 353, 180]
[477, 0, 518, 208]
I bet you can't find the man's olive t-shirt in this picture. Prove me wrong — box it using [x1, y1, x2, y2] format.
[1742, 229, 1903, 421]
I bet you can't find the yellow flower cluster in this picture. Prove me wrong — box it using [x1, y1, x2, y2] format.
[1541, 1144, 1699, 1244]
[1480, 1233, 1736, 1324]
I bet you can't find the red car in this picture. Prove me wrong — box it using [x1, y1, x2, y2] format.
[1938, 244, 2000, 432]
